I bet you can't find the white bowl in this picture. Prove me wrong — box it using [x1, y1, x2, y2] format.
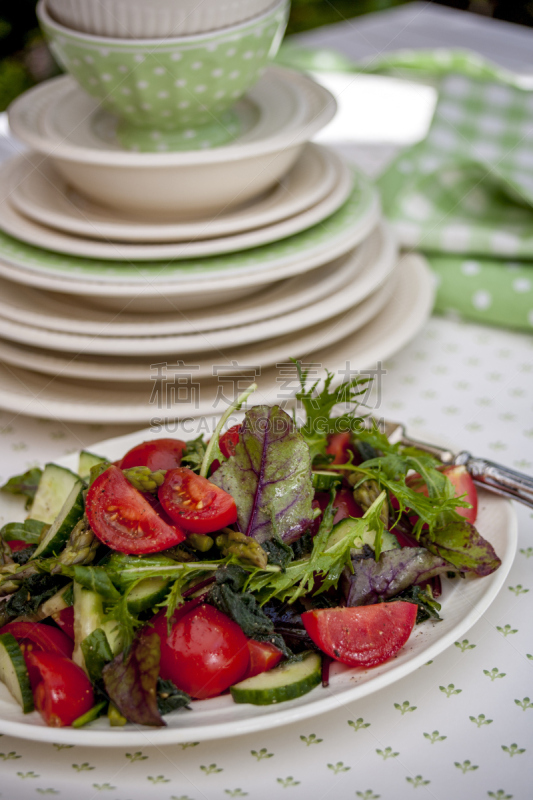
[8, 66, 335, 216]
[46, 0, 280, 39]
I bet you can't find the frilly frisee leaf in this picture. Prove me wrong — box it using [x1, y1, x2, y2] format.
[294, 361, 370, 464]
[210, 405, 315, 544]
[246, 494, 386, 605]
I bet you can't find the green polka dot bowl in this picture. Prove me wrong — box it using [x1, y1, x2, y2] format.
[37, 0, 289, 151]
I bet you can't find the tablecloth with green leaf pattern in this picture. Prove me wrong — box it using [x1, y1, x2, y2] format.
[278, 46, 533, 332]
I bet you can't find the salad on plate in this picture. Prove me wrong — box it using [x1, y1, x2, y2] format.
[0, 366, 501, 730]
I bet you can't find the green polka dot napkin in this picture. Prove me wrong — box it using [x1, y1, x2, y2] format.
[277, 46, 533, 332]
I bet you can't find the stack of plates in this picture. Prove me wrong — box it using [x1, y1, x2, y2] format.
[1, 67, 434, 423]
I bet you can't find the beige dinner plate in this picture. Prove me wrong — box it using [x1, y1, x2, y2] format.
[0, 265, 398, 381]
[0, 223, 397, 355]
[10, 144, 344, 244]
[0, 254, 434, 423]
[0, 239, 367, 337]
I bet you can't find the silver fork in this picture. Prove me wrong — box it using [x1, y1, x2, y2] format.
[373, 418, 533, 510]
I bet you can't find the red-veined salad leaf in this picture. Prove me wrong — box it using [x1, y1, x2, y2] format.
[102, 631, 165, 727]
[420, 520, 501, 576]
[342, 548, 455, 607]
[210, 405, 314, 544]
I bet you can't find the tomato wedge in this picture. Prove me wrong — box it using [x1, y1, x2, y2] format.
[326, 431, 352, 465]
[51, 607, 75, 641]
[120, 437, 187, 471]
[0, 622, 73, 659]
[7, 540, 32, 552]
[243, 639, 283, 679]
[407, 465, 478, 524]
[301, 603, 418, 668]
[158, 467, 237, 534]
[310, 489, 364, 536]
[151, 603, 249, 699]
[86, 465, 186, 554]
[27, 651, 94, 727]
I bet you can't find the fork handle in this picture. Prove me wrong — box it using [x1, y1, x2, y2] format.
[454, 451, 533, 509]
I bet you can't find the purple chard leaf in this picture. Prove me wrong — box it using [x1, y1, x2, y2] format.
[102, 630, 165, 727]
[420, 520, 501, 577]
[210, 405, 314, 543]
[342, 548, 455, 606]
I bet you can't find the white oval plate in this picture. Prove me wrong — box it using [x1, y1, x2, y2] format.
[0, 223, 397, 355]
[10, 144, 342, 244]
[0, 396, 516, 743]
[0, 253, 434, 423]
[2, 148, 353, 259]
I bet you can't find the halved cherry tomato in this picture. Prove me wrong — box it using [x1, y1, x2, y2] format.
[27, 651, 94, 727]
[301, 602, 418, 668]
[120, 438, 187, 472]
[407, 465, 478, 524]
[86, 465, 186, 554]
[7, 540, 31, 552]
[243, 639, 283, 679]
[209, 424, 241, 474]
[0, 621, 75, 690]
[158, 467, 237, 535]
[51, 606, 75, 641]
[150, 603, 249, 699]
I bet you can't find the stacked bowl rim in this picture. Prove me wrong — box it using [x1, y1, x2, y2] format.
[7, 67, 336, 166]
[45, 0, 281, 39]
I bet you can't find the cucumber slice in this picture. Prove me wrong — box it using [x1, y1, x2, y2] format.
[30, 463, 81, 524]
[127, 577, 169, 614]
[312, 471, 342, 490]
[37, 583, 73, 620]
[72, 582, 106, 671]
[0, 633, 34, 713]
[78, 450, 107, 480]
[230, 651, 321, 706]
[327, 517, 400, 552]
[32, 482, 85, 559]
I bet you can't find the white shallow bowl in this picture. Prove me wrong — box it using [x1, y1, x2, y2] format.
[10, 143, 342, 243]
[8, 67, 335, 216]
[46, 0, 278, 38]
[0, 253, 434, 423]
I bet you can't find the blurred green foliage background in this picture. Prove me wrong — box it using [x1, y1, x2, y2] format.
[0, 0, 532, 111]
